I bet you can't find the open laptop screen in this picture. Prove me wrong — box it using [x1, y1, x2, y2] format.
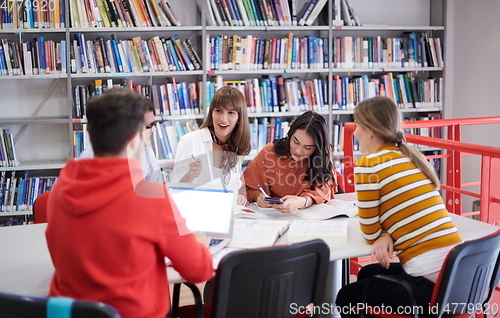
[167, 183, 235, 238]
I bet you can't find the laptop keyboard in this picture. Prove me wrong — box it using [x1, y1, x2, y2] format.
[208, 238, 230, 255]
[209, 238, 224, 246]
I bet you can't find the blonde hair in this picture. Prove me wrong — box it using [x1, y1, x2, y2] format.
[200, 86, 251, 156]
[354, 96, 440, 188]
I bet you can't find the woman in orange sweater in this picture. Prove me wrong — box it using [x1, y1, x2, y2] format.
[243, 111, 341, 213]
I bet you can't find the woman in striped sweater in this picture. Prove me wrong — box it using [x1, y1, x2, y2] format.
[335, 96, 463, 317]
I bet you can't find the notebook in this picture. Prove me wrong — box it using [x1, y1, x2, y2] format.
[167, 183, 236, 254]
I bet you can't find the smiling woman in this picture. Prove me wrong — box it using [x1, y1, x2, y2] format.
[243, 111, 342, 214]
[171, 86, 251, 206]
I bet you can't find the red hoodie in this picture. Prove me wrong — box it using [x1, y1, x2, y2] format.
[46, 158, 213, 318]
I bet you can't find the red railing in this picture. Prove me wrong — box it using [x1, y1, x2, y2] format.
[342, 116, 500, 225]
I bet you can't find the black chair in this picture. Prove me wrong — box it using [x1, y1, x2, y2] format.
[0, 292, 121, 318]
[174, 239, 330, 318]
[360, 228, 500, 318]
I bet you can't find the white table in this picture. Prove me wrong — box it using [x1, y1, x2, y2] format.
[168, 211, 500, 317]
[0, 223, 54, 297]
[1, 212, 498, 316]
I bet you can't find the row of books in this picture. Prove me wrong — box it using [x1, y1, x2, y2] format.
[0, 34, 202, 76]
[0, 215, 28, 225]
[0, 127, 19, 168]
[209, 75, 328, 113]
[207, 32, 444, 71]
[0, 32, 442, 76]
[403, 114, 443, 140]
[71, 78, 203, 118]
[423, 150, 441, 177]
[0, 172, 57, 212]
[0, 0, 181, 29]
[204, 0, 330, 27]
[0, 37, 67, 76]
[330, 73, 443, 110]
[249, 117, 290, 156]
[72, 130, 87, 158]
[69, 0, 180, 28]
[332, 32, 444, 68]
[0, 0, 66, 29]
[328, 0, 360, 26]
[70, 72, 442, 124]
[70, 33, 201, 74]
[151, 120, 198, 160]
[210, 72, 443, 114]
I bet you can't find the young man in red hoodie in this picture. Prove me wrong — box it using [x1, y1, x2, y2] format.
[45, 88, 214, 318]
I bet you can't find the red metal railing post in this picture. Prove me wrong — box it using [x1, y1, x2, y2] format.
[452, 124, 462, 215]
[343, 123, 356, 193]
[446, 125, 455, 213]
[480, 156, 491, 224]
[480, 157, 500, 225]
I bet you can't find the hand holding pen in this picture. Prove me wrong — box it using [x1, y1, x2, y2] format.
[255, 185, 273, 208]
[189, 155, 202, 178]
[180, 154, 202, 183]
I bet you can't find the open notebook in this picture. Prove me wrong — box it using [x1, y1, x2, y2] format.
[242, 199, 358, 221]
[167, 183, 236, 254]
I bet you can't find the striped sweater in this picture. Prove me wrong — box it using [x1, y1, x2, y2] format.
[354, 144, 463, 265]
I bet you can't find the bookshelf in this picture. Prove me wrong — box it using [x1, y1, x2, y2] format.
[0, 0, 446, 214]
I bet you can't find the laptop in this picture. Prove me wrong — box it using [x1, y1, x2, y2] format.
[167, 182, 236, 254]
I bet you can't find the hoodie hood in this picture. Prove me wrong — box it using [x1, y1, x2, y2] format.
[54, 158, 143, 216]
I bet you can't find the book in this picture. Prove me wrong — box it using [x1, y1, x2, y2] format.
[227, 219, 290, 248]
[287, 219, 348, 244]
[295, 199, 358, 221]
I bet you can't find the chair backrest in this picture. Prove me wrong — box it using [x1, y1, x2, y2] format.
[34, 191, 51, 224]
[431, 229, 500, 318]
[210, 239, 330, 318]
[0, 292, 121, 318]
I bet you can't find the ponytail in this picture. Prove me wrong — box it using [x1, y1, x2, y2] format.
[398, 142, 440, 189]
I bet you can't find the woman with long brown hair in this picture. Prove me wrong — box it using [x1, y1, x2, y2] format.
[244, 111, 341, 213]
[171, 86, 251, 205]
[336, 96, 463, 317]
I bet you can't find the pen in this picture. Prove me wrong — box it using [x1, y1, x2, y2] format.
[257, 185, 269, 197]
[191, 154, 197, 162]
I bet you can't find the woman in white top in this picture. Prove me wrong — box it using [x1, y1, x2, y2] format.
[171, 86, 251, 205]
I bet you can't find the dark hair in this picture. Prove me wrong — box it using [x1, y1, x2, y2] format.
[200, 86, 251, 156]
[87, 88, 151, 156]
[354, 96, 440, 188]
[274, 111, 335, 190]
[146, 100, 155, 113]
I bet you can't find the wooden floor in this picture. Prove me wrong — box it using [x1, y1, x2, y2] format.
[169, 283, 206, 307]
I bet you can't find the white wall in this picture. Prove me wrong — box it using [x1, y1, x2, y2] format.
[446, 0, 500, 147]
[445, 0, 500, 212]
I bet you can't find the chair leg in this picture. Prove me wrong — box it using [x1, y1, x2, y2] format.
[171, 283, 181, 318]
[342, 259, 350, 286]
[203, 280, 213, 304]
[183, 282, 204, 318]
